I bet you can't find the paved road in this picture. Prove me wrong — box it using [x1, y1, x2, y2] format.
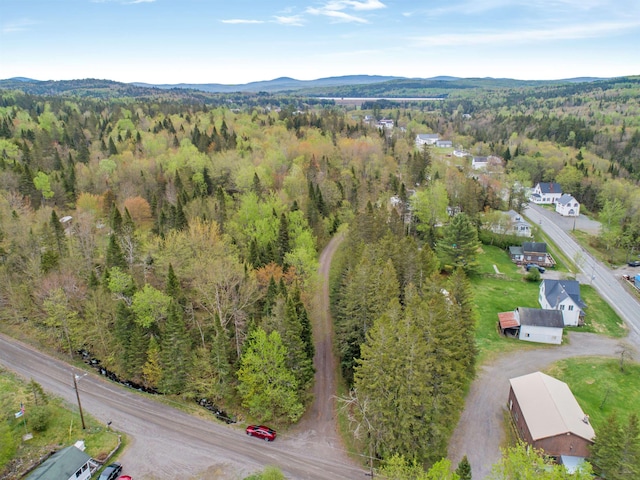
[448, 204, 640, 479]
[525, 203, 640, 344]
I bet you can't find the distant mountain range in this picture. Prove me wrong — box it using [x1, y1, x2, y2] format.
[0, 75, 621, 100]
[2, 74, 607, 93]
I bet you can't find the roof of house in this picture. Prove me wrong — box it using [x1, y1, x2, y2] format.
[27, 446, 91, 480]
[557, 194, 578, 206]
[498, 311, 520, 329]
[509, 246, 524, 255]
[523, 242, 547, 253]
[509, 371, 595, 442]
[516, 307, 564, 328]
[416, 133, 439, 140]
[542, 280, 587, 309]
[537, 182, 563, 194]
[506, 210, 530, 226]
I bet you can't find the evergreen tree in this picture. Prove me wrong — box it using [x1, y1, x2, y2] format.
[142, 335, 162, 389]
[165, 263, 182, 301]
[591, 413, 640, 480]
[447, 268, 478, 378]
[106, 234, 127, 269]
[110, 205, 123, 234]
[126, 324, 149, 381]
[456, 456, 472, 480]
[49, 209, 67, 257]
[282, 295, 314, 395]
[108, 137, 118, 155]
[435, 213, 480, 274]
[159, 302, 191, 394]
[277, 213, 290, 266]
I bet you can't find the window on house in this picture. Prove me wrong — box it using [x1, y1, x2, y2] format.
[568, 305, 574, 311]
[525, 333, 530, 338]
[560, 305, 565, 310]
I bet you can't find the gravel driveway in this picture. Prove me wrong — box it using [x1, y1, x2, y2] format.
[447, 333, 631, 479]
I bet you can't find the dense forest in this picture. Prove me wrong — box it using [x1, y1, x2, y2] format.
[0, 76, 639, 469]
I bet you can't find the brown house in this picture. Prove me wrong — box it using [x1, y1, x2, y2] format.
[508, 372, 594, 459]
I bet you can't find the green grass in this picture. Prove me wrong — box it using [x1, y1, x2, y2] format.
[0, 368, 120, 476]
[471, 245, 626, 363]
[544, 358, 640, 433]
[565, 285, 627, 337]
[472, 245, 549, 363]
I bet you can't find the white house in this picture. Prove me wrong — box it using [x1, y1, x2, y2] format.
[471, 155, 503, 170]
[415, 133, 439, 147]
[539, 279, 586, 326]
[490, 210, 532, 237]
[555, 194, 580, 217]
[377, 119, 394, 130]
[436, 140, 453, 148]
[530, 182, 563, 204]
[27, 445, 93, 480]
[499, 307, 564, 344]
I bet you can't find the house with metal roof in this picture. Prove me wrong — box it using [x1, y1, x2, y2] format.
[415, 133, 439, 147]
[508, 371, 595, 459]
[530, 182, 563, 204]
[555, 194, 580, 217]
[26, 445, 93, 480]
[539, 279, 586, 326]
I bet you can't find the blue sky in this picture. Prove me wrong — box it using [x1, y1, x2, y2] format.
[1, 0, 639, 84]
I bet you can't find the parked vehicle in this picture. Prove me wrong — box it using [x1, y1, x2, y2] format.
[628, 260, 640, 267]
[246, 425, 277, 441]
[525, 264, 545, 273]
[99, 463, 123, 480]
[117, 476, 133, 480]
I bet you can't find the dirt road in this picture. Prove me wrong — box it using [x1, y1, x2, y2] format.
[0, 231, 363, 479]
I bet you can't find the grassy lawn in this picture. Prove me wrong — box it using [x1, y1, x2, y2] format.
[472, 245, 548, 363]
[0, 367, 121, 476]
[544, 358, 640, 433]
[472, 245, 626, 363]
[565, 285, 627, 337]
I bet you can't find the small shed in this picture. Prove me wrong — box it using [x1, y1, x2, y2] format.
[27, 445, 93, 480]
[508, 372, 595, 458]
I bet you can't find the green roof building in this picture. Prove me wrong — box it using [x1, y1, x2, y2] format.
[27, 445, 93, 480]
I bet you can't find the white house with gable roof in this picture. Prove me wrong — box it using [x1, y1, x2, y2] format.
[555, 194, 580, 217]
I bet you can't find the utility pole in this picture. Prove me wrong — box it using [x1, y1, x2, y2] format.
[72, 373, 86, 429]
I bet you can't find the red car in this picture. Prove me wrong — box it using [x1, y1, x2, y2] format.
[117, 477, 132, 480]
[246, 425, 276, 441]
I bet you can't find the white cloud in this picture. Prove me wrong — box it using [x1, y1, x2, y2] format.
[412, 21, 640, 46]
[274, 15, 305, 26]
[2, 19, 38, 34]
[307, 7, 368, 23]
[220, 19, 265, 24]
[325, 0, 386, 11]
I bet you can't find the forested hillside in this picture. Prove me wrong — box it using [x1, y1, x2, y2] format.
[0, 77, 638, 469]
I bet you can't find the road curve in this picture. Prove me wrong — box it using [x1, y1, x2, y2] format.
[0, 231, 363, 480]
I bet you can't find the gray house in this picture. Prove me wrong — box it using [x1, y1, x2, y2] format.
[27, 446, 93, 480]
